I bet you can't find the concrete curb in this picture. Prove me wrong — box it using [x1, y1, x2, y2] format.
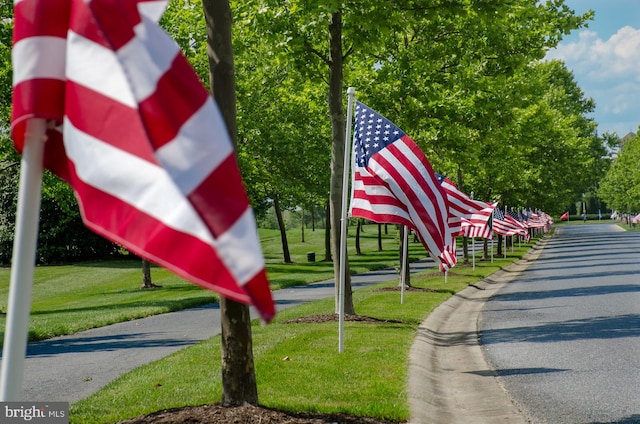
[407, 236, 551, 424]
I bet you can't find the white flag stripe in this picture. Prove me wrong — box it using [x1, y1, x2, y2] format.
[119, 17, 180, 102]
[63, 117, 214, 245]
[12, 37, 66, 86]
[216, 208, 266, 285]
[156, 100, 233, 194]
[67, 31, 137, 108]
[136, 0, 168, 23]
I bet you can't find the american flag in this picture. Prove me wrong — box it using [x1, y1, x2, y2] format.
[505, 209, 529, 241]
[460, 201, 497, 240]
[349, 101, 456, 270]
[492, 207, 523, 237]
[437, 176, 495, 237]
[11, 0, 275, 321]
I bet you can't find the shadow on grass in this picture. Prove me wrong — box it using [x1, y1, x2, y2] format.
[28, 296, 216, 317]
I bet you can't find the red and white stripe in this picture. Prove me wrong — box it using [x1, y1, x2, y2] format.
[12, 0, 275, 321]
[439, 177, 495, 237]
[351, 135, 456, 270]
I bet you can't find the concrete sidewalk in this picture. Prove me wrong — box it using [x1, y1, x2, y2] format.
[407, 238, 549, 424]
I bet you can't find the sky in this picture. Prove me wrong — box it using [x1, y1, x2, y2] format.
[545, 0, 640, 137]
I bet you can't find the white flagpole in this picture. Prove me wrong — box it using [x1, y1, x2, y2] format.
[0, 118, 47, 400]
[503, 205, 507, 258]
[400, 226, 409, 304]
[338, 87, 356, 353]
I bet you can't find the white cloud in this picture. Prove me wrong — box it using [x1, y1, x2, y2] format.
[546, 26, 640, 135]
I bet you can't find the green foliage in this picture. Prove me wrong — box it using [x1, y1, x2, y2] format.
[599, 133, 640, 213]
[0, 168, 122, 265]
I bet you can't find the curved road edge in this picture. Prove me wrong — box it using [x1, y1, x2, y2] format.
[407, 236, 551, 424]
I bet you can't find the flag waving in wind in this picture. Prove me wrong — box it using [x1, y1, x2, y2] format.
[349, 102, 455, 270]
[11, 0, 275, 321]
[436, 175, 495, 237]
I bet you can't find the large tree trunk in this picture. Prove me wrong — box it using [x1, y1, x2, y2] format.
[273, 195, 292, 263]
[219, 297, 257, 406]
[328, 9, 354, 315]
[202, 0, 258, 406]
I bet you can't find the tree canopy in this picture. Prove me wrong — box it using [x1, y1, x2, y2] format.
[0, 0, 614, 266]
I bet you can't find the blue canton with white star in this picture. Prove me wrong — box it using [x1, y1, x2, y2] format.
[353, 101, 406, 168]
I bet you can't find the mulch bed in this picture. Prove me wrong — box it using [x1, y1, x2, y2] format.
[118, 402, 400, 424]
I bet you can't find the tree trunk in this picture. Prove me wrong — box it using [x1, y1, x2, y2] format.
[202, 0, 257, 406]
[219, 297, 257, 406]
[273, 195, 292, 263]
[377, 223, 383, 251]
[140, 259, 160, 289]
[482, 238, 489, 261]
[497, 234, 503, 256]
[462, 236, 469, 264]
[324, 200, 332, 262]
[327, 9, 354, 315]
[355, 220, 362, 256]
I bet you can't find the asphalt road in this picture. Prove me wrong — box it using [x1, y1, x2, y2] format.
[480, 224, 640, 424]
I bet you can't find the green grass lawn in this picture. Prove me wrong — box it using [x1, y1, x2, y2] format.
[0, 223, 542, 423]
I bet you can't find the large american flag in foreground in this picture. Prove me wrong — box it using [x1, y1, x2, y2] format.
[11, 0, 275, 321]
[349, 102, 456, 270]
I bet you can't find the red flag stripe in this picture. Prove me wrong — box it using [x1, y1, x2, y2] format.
[13, 0, 70, 42]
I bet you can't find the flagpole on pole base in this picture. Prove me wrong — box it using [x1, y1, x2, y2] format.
[0, 119, 47, 401]
[472, 238, 475, 271]
[338, 87, 356, 353]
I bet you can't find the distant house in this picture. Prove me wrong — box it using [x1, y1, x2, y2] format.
[614, 132, 637, 154]
[621, 131, 636, 144]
